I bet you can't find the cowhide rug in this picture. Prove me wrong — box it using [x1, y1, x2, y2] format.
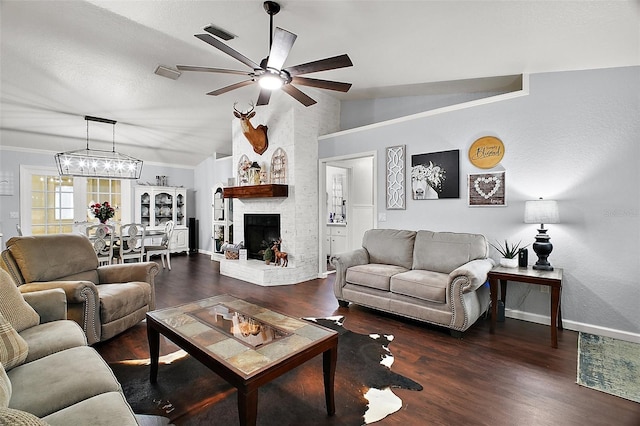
[110, 316, 422, 425]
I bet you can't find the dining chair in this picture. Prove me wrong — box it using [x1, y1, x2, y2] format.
[86, 224, 115, 266]
[116, 223, 146, 263]
[144, 220, 174, 270]
[74, 220, 93, 235]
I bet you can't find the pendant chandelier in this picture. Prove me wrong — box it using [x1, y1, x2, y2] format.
[55, 116, 143, 179]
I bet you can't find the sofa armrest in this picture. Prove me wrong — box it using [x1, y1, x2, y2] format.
[330, 248, 369, 300]
[19, 280, 101, 344]
[22, 288, 67, 323]
[98, 262, 159, 284]
[449, 258, 495, 293]
[19, 280, 99, 304]
[98, 262, 160, 309]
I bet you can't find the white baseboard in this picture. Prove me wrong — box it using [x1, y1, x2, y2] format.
[506, 309, 640, 344]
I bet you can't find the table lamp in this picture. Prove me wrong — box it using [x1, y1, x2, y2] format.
[524, 198, 560, 271]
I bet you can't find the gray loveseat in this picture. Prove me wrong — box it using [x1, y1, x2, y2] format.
[330, 229, 494, 333]
[0, 269, 139, 425]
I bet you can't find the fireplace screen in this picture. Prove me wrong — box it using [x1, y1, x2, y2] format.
[244, 214, 281, 260]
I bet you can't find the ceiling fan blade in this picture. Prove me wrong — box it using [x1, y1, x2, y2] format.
[194, 34, 261, 70]
[291, 76, 352, 92]
[176, 65, 253, 76]
[282, 84, 317, 107]
[266, 27, 297, 70]
[256, 88, 272, 106]
[284, 54, 353, 76]
[206, 79, 256, 96]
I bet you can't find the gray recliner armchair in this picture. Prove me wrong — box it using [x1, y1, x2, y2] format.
[1, 233, 159, 344]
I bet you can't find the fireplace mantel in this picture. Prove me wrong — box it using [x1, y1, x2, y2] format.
[223, 184, 288, 199]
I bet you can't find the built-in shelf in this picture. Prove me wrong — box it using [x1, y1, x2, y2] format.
[223, 184, 289, 199]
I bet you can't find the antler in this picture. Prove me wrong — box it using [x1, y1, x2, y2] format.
[233, 102, 254, 115]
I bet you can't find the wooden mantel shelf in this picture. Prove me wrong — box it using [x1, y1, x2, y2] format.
[223, 184, 288, 199]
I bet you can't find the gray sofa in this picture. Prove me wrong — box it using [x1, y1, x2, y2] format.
[330, 229, 494, 333]
[0, 268, 139, 425]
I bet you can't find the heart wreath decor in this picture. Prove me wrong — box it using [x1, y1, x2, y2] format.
[474, 176, 501, 199]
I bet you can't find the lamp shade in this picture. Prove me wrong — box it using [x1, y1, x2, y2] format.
[524, 199, 560, 224]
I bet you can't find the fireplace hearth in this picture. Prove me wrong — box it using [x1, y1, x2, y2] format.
[243, 214, 281, 260]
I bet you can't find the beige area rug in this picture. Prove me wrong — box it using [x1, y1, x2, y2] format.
[577, 332, 640, 403]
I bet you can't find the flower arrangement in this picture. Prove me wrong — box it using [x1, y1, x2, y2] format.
[91, 201, 115, 223]
[411, 161, 446, 191]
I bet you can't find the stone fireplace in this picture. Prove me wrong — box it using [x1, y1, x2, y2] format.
[219, 91, 340, 286]
[244, 213, 281, 260]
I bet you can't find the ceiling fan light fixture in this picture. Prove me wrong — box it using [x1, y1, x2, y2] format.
[259, 70, 284, 90]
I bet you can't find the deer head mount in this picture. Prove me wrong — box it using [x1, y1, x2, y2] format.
[234, 103, 268, 155]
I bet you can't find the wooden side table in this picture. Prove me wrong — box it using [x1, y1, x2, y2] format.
[488, 266, 563, 348]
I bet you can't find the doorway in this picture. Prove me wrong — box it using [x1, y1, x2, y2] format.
[318, 151, 377, 276]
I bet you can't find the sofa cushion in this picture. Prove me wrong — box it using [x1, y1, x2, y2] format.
[98, 282, 151, 324]
[21, 321, 87, 364]
[412, 231, 488, 274]
[0, 270, 39, 333]
[0, 363, 10, 408]
[391, 270, 448, 304]
[362, 229, 416, 269]
[5, 234, 98, 284]
[7, 346, 121, 418]
[0, 407, 49, 425]
[42, 391, 138, 426]
[346, 264, 408, 291]
[0, 313, 28, 370]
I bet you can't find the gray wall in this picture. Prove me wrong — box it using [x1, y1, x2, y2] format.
[319, 66, 640, 340]
[0, 148, 194, 240]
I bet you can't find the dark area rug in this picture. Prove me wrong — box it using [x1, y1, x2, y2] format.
[110, 317, 422, 425]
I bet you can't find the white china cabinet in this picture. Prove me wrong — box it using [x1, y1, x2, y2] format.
[134, 186, 188, 253]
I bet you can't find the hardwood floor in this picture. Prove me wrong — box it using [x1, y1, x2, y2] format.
[96, 254, 640, 425]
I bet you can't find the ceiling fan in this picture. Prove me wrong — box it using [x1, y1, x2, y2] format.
[176, 1, 353, 107]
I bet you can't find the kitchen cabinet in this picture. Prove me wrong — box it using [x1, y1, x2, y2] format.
[327, 225, 348, 256]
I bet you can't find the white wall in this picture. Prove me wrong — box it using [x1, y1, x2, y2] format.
[319, 66, 640, 340]
[193, 155, 232, 254]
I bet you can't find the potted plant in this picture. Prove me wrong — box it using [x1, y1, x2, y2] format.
[263, 246, 273, 265]
[491, 240, 528, 268]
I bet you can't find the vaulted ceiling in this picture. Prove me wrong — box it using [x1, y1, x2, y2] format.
[1, 1, 638, 167]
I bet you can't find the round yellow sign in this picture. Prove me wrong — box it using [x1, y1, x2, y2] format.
[468, 136, 505, 169]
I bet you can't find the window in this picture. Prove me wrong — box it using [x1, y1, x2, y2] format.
[29, 174, 75, 235]
[20, 166, 132, 235]
[87, 178, 122, 222]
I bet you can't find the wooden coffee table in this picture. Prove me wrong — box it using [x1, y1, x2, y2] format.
[146, 294, 338, 425]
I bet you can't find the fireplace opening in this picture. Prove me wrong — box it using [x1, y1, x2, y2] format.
[244, 214, 281, 260]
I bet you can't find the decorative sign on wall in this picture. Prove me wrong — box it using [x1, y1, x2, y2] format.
[468, 136, 504, 169]
[385, 145, 406, 209]
[410, 149, 459, 200]
[468, 171, 506, 206]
